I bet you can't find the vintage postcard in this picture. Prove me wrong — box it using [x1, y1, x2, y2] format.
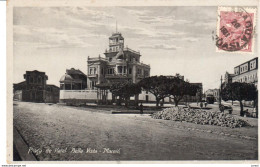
[6, 0, 259, 164]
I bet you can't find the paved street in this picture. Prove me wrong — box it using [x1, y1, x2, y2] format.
[13, 101, 258, 161]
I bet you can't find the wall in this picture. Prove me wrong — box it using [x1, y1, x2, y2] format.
[60, 90, 98, 100]
[21, 90, 44, 102]
[232, 69, 257, 85]
[45, 91, 59, 103]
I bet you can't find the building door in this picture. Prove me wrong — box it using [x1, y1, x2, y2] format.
[31, 91, 36, 102]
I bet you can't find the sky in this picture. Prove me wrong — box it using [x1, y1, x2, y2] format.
[13, 6, 257, 91]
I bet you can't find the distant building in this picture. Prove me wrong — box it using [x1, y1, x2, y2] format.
[13, 70, 59, 103]
[223, 71, 235, 88]
[59, 68, 87, 90]
[87, 32, 150, 89]
[205, 88, 220, 102]
[232, 57, 258, 87]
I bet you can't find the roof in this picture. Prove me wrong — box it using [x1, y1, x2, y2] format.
[115, 49, 124, 59]
[25, 70, 46, 75]
[109, 32, 124, 39]
[13, 81, 27, 90]
[14, 81, 26, 86]
[59, 74, 73, 82]
[234, 57, 258, 68]
[47, 84, 59, 89]
[66, 68, 87, 77]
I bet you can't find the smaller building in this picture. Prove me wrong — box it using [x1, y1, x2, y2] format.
[205, 88, 220, 102]
[13, 70, 59, 103]
[223, 71, 235, 88]
[60, 68, 87, 90]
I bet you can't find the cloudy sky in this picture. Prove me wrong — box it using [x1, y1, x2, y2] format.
[13, 6, 257, 91]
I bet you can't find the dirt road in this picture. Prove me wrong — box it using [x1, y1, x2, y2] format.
[13, 101, 258, 161]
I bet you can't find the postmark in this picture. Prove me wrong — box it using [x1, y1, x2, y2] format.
[216, 7, 257, 53]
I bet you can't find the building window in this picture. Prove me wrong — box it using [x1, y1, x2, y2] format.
[30, 76, 33, 83]
[250, 60, 256, 70]
[109, 58, 112, 62]
[118, 66, 123, 73]
[107, 68, 114, 75]
[129, 68, 132, 74]
[38, 77, 42, 84]
[144, 70, 149, 77]
[123, 66, 126, 74]
[89, 67, 96, 75]
[137, 68, 141, 75]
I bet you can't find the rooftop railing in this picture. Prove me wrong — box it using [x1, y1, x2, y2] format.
[88, 56, 107, 61]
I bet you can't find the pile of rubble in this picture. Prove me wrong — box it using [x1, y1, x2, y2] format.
[151, 107, 249, 128]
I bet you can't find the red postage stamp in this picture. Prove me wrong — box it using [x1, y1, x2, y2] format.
[216, 7, 257, 53]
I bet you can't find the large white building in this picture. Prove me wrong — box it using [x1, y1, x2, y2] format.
[232, 57, 258, 87]
[87, 32, 150, 89]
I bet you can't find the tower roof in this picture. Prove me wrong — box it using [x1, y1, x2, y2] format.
[109, 32, 124, 40]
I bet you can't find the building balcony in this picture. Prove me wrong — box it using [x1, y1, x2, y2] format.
[105, 74, 131, 79]
[88, 74, 98, 78]
[104, 47, 141, 55]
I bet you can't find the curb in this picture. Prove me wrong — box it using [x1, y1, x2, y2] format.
[151, 119, 257, 141]
[13, 127, 38, 161]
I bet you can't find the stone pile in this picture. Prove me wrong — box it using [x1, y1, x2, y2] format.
[151, 107, 249, 128]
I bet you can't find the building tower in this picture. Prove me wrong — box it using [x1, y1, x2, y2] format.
[108, 32, 124, 52]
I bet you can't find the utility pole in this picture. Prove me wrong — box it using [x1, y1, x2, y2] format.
[219, 75, 223, 104]
[116, 20, 118, 33]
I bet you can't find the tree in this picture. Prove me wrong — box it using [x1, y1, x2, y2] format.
[138, 76, 170, 107]
[222, 82, 257, 116]
[167, 77, 199, 106]
[109, 81, 141, 107]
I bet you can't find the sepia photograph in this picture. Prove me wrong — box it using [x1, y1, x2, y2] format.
[7, 0, 259, 163]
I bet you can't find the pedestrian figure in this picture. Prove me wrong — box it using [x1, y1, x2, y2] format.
[140, 102, 143, 115]
[219, 104, 225, 113]
[200, 102, 203, 108]
[204, 102, 207, 107]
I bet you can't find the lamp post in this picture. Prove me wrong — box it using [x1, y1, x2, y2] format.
[219, 75, 223, 105]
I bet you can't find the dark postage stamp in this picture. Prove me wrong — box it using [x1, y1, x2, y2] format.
[216, 7, 257, 53]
